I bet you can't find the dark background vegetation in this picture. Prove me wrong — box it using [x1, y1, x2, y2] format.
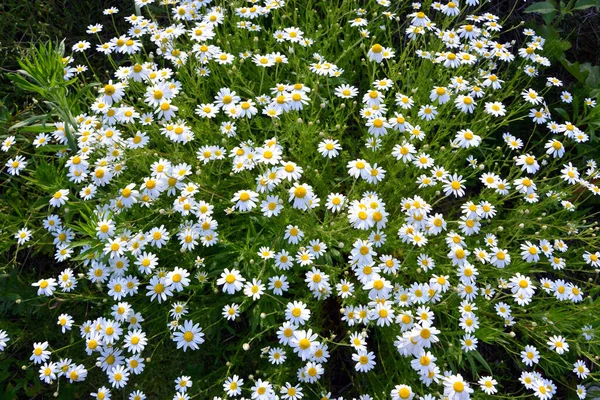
[0, 0, 599, 398]
[1, 1, 599, 133]
[0, 0, 134, 114]
[1, 2, 137, 398]
[1, 1, 599, 110]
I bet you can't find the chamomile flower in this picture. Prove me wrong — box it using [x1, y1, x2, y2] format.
[232, 190, 259, 212]
[353, 350, 376, 372]
[547, 335, 569, 354]
[223, 375, 243, 397]
[217, 269, 246, 294]
[39, 362, 58, 384]
[6, 155, 27, 175]
[286, 301, 311, 325]
[443, 174, 466, 197]
[219, 303, 239, 322]
[0, 330, 9, 351]
[455, 129, 481, 148]
[15, 227, 32, 245]
[30, 341, 51, 364]
[285, 225, 304, 244]
[32, 278, 57, 297]
[572, 360, 589, 379]
[57, 314, 74, 333]
[478, 376, 498, 395]
[49, 189, 69, 207]
[326, 193, 346, 212]
[243, 278, 265, 301]
[108, 365, 129, 389]
[335, 84, 358, 98]
[269, 348, 287, 365]
[485, 101, 506, 117]
[443, 374, 474, 400]
[173, 320, 204, 352]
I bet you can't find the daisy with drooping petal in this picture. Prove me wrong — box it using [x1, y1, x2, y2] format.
[231, 190, 259, 212]
[547, 335, 569, 355]
[443, 373, 474, 400]
[6, 155, 27, 175]
[49, 189, 69, 207]
[30, 341, 51, 364]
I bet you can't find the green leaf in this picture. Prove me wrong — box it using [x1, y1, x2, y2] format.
[471, 350, 494, 374]
[465, 352, 478, 380]
[573, 0, 599, 10]
[34, 144, 68, 153]
[589, 125, 598, 142]
[524, 1, 558, 14]
[559, 59, 590, 84]
[554, 107, 570, 120]
[542, 10, 557, 24]
[9, 114, 50, 131]
[7, 73, 43, 96]
[579, 62, 600, 88]
[71, 243, 99, 261]
[536, 25, 571, 60]
[14, 124, 55, 133]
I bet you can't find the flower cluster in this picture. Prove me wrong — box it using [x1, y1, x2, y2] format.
[2, 0, 599, 399]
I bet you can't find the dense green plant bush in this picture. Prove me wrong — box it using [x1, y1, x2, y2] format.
[1, 0, 600, 399]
